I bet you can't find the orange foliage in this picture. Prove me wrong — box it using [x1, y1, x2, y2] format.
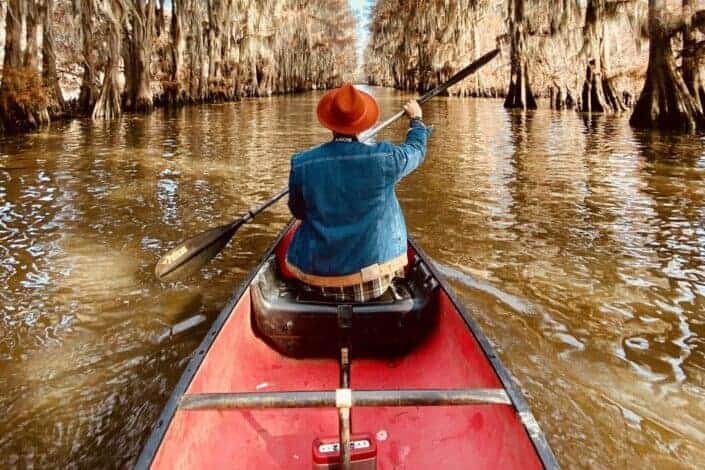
[0, 66, 50, 110]
[0, 66, 50, 131]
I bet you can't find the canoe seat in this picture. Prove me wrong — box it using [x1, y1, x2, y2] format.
[251, 255, 439, 358]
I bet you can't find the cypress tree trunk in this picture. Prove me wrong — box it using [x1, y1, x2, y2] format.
[2, 0, 23, 71]
[185, 0, 207, 102]
[550, 83, 575, 110]
[472, 7, 483, 96]
[165, 0, 186, 106]
[504, 0, 537, 110]
[206, 0, 231, 101]
[579, 0, 627, 113]
[42, 0, 67, 116]
[0, 0, 50, 131]
[24, 0, 42, 70]
[123, 0, 155, 113]
[207, 0, 218, 101]
[0, 0, 24, 131]
[77, 0, 99, 113]
[682, 0, 705, 111]
[156, 0, 165, 35]
[630, 0, 705, 130]
[27, 0, 50, 126]
[92, 0, 124, 120]
[221, 7, 236, 99]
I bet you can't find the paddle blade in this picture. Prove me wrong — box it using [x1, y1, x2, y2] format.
[155, 221, 243, 281]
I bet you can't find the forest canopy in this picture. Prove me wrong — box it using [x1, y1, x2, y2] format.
[3, 0, 705, 132]
[0, 0, 357, 132]
[366, 0, 705, 131]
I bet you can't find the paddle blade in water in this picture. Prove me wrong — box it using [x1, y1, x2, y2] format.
[155, 221, 243, 281]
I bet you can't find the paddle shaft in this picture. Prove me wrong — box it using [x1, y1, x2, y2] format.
[155, 48, 500, 280]
[238, 188, 289, 227]
[233, 48, 501, 219]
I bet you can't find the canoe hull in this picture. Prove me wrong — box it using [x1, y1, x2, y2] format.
[137, 233, 557, 469]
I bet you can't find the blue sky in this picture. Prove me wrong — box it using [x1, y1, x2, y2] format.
[349, 0, 372, 63]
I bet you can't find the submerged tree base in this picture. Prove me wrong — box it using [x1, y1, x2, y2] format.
[630, 74, 705, 131]
[580, 66, 627, 113]
[92, 72, 122, 121]
[630, 36, 705, 131]
[124, 96, 155, 114]
[504, 60, 537, 110]
[549, 85, 575, 110]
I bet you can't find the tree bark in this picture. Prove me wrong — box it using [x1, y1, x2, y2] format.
[24, 0, 41, 71]
[185, 0, 207, 102]
[206, 0, 232, 101]
[0, 0, 24, 131]
[156, 0, 165, 36]
[504, 0, 537, 109]
[2, 0, 23, 71]
[123, 0, 155, 113]
[630, 0, 705, 130]
[0, 0, 50, 131]
[164, 0, 186, 106]
[550, 82, 575, 110]
[472, 7, 483, 96]
[92, 0, 124, 120]
[682, 0, 705, 111]
[207, 0, 218, 100]
[25, 0, 51, 129]
[579, 0, 627, 113]
[77, 0, 99, 112]
[43, 0, 67, 115]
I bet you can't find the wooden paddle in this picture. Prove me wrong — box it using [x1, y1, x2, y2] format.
[155, 48, 500, 281]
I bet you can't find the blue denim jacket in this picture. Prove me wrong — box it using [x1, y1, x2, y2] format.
[287, 119, 431, 276]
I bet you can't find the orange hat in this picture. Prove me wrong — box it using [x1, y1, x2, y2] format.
[316, 83, 380, 135]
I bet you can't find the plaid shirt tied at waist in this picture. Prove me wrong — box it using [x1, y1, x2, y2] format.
[286, 254, 407, 303]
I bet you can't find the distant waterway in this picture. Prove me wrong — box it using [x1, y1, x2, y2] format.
[1, 89, 704, 468]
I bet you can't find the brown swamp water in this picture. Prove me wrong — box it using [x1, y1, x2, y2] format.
[0, 88, 704, 468]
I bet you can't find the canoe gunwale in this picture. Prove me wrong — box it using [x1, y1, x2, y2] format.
[408, 239, 559, 469]
[135, 224, 293, 470]
[136, 225, 559, 469]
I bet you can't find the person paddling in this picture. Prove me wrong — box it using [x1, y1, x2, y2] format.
[282, 84, 432, 302]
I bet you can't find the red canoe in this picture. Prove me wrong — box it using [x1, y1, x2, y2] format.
[137, 227, 557, 469]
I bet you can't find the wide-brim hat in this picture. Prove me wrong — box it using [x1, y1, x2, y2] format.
[317, 83, 380, 135]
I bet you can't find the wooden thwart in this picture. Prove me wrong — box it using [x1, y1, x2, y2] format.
[179, 388, 511, 411]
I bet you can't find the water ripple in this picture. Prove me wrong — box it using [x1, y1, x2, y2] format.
[0, 94, 704, 468]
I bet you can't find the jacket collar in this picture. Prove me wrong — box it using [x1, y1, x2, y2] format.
[332, 135, 358, 143]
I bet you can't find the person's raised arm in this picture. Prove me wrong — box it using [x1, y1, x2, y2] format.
[388, 100, 432, 182]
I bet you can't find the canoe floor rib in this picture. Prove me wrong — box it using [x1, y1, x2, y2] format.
[150, 286, 544, 469]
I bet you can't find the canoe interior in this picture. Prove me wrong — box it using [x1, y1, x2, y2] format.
[146, 242, 550, 469]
